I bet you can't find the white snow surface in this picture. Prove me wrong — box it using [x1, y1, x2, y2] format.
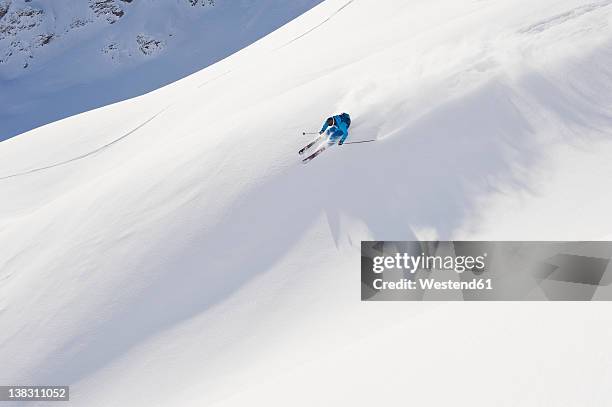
[2, 0, 612, 405]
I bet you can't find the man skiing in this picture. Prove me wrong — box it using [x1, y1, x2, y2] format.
[300, 113, 351, 163]
[319, 113, 351, 145]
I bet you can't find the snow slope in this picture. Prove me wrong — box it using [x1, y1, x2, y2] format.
[0, 0, 323, 140]
[1, 0, 612, 405]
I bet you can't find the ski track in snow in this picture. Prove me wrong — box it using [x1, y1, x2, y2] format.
[197, 70, 232, 89]
[0, 108, 167, 181]
[277, 0, 356, 49]
[519, 0, 612, 33]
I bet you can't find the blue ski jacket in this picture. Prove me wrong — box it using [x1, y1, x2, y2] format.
[320, 113, 351, 145]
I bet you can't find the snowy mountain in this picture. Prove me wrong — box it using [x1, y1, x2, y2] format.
[1, 0, 612, 406]
[0, 0, 323, 139]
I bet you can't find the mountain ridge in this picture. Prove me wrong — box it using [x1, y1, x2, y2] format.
[0, 0, 323, 140]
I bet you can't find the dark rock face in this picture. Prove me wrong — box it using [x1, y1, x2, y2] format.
[0, 0, 220, 70]
[38, 32, 53, 46]
[0, 1, 10, 20]
[0, 6, 44, 40]
[188, 0, 215, 6]
[136, 34, 165, 56]
[70, 18, 90, 30]
[89, 0, 125, 24]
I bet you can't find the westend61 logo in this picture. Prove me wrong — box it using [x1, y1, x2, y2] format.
[372, 252, 487, 274]
[361, 241, 612, 301]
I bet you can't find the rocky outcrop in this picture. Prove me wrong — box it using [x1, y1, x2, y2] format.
[136, 34, 165, 56]
[69, 18, 90, 30]
[0, 1, 11, 20]
[37, 32, 53, 46]
[188, 0, 215, 6]
[0, 0, 219, 71]
[0, 6, 43, 39]
[89, 0, 125, 24]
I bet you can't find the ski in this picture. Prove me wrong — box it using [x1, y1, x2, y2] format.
[298, 135, 322, 155]
[302, 146, 326, 164]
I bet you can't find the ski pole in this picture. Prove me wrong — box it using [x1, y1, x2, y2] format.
[343, 139, 376, 145]
[303, 132, 319, 135]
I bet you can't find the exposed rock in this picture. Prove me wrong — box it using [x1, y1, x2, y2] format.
[38, 32, 54, 46]
[69, 18, 90, 30]
[102, 42, 119, 60]
[1, 38, 29, 67]
[103, 42, 118, 52]
[0, 6, 43, 39]
[0, 0, 223, 73]
[188, 0, 215, 6]
[0, 1, 10, 20]
[136, 34, 165, 56]
[89, 0, 125, 24]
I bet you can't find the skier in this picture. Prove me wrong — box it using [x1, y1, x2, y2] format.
[319, 113, 351, 145]
[300, 113, 351, 163]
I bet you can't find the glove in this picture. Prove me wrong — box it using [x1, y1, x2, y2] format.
[338, 140, 344, 146]
[319, 130, 324, 135]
